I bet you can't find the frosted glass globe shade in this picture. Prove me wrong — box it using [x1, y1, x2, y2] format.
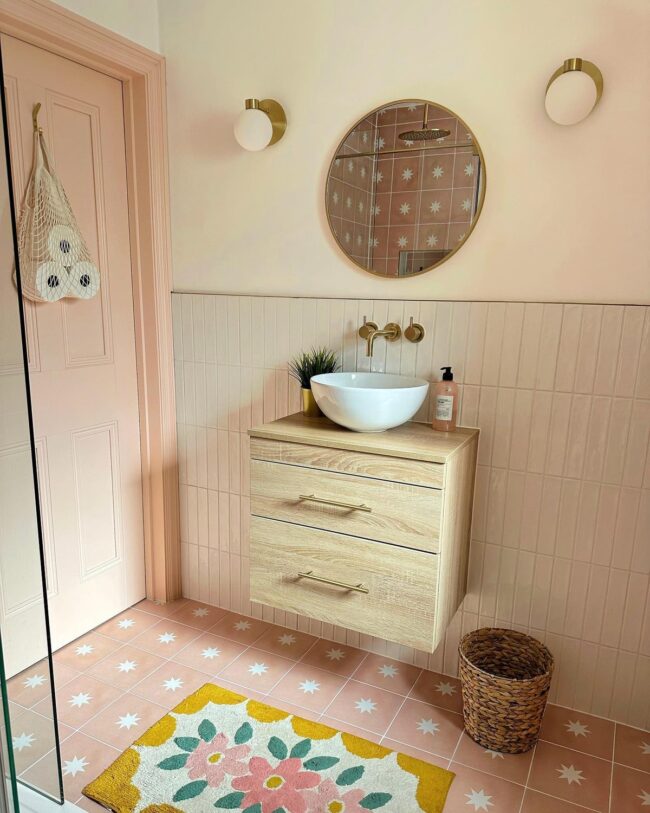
[234, 108, 273, 151]
[545, 70, 598, 125]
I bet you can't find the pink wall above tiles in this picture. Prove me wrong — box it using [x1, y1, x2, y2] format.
[172, 293, 650, 729]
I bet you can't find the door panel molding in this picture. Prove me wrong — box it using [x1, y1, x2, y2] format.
[0, 0, 181, 601]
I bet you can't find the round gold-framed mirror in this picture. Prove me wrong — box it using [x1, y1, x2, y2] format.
[325, 99, 486, 278]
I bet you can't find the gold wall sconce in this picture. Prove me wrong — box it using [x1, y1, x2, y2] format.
[545, 58, 604, 125]
[233, 98, 287, 151]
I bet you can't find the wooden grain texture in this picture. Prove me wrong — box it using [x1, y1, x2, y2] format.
[249, 413, 478, 464]
[250, 517, 440, 651]
[250, 437, 445, 488]
[251, 459, 441, 552]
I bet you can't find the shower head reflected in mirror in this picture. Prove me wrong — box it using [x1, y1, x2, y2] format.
[398, 103, 451, 142]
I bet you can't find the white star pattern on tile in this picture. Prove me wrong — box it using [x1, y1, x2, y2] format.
[416, 718, 440, 736]
[347, 160, 354, 173]
[407, 103, 417, 111]
[361, 133, 368, 144]
[234, 620, 251, 631]
[464, 162, 474, 176]
[332, 191, 339, 205]
[426, 234, 439, 247]
[369, 237, 379, 248]
[23, 674, 46, 689]
[201, 647, 221, 660]
[376, 171, 384, 183]
[75, 644, 94, 656]
[484, 749, 505, 760]
[436, 681, 457, 695]
[557, 764, 584, 785]
[358, 201, 364, 213]
[401, 167, 414, 181]
[429, 201, 441, 213]
[69, 692, 92, 708]
[158, 632, 176, 644]
[375, 137, 385, 150]
[63, 756, 88, 777]
[372, 204, 381, 216]
[12, 732, 35, 751]
[117, 713, 140, 730]
[360, 166, 367, 177]
[346, 197, 352, 209]
[565, 720, 590, 737]
[403, 139, 414, 147]
[248, 662, 269, 676]
[344, 232, 351, 244]
[397, 236, 408, 248]
[432, 165, 444, 178]
[465, 788, 493, 811]
[117, 660, 137, 673]
[458, 232, 466, 242]
[326, 648, 345, 661]
[299, 679, 320, 694]
[192, 607, 209, 617]
[640, 742, 650, 755]
[399, 202, 411, 216]
[118, 618, 135, 629]
[461, 198, 472, 212]
[278, 633, 296, 647]
[163, 677, 184, 691]
[378, 664, 399, 678]
[355, 698, 377, 714]
[638, 790, 650, 806]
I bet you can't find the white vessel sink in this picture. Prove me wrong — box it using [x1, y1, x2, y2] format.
[310, 372, 429, 432]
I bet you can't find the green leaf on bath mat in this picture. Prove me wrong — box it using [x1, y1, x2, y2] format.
[242, 804, 262, 813]
[198, 718, 217, 742]
[336, 765, 365, 785]
[234, 722, 253, 744]
[359, 792, 393, 809]
[214, 791, 246, 809]
[267, 736, 288, 760]
[174, 736, 200, 752]
[289, 739, 312, 758]
[157, 753, 189, 770]
[303, 756, 340, 771]
[172, 780, 208, 802]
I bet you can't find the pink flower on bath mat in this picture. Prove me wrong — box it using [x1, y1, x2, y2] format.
[302, 778, 367, 813]
[232, 756, 320, 813]
[185, 732, 250, 786]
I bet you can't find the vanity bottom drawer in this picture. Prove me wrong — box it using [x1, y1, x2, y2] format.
[250, 517, 439, 652]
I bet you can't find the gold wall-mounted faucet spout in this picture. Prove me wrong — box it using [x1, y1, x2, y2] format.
[358, 317, 401, 357]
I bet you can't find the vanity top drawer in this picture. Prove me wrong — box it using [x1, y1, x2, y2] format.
[251, 458, 441, 553]
[250, 516, 438, 652]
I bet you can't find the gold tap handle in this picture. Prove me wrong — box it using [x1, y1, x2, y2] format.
[299, 494, 372, 512]
[404, 317, 425, 343]
[358, 316, 378, 340]
[297, 570, 369, 594]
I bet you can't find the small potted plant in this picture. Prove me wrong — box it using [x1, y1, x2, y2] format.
[289, 347, 339, 417]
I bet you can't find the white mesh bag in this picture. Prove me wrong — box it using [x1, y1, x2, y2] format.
[16, 127, 100, 302]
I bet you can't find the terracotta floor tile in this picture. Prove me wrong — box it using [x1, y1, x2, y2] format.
[59, 731, 120, 801]
[253, 624, 318, 659]
[130, 663, 213, 705]
[444, 763, 525, 812]
[19, 747, 63, 799]
[53, 662, 81, 690]
[7, 662, 57, 708]
[521, 788, 595, 812]
[611, 762, 650, 812]
[539, 703, 615, 760]
[45, 674, 122, 727]
[324, 679, 404, 736]
[268, 662, 347, 715]
[167, 599, 228, 630]
[208, 611, 270, 645]
[381, 736, 451, 769]
[10, 707, 72, 775]
[53, 633, 118, 672]
[318, 715, 382, 743]
[93, 608, 159, 643]
[410, 669, 463, 713]
[301, 638, 367, 676]
[75, 795, 109, 812]
[86, 644, 165, 690]
[218, 647, 295, 693]
[80, 694, 166, 750]
[208, 677, 267, 704]
[454, 731, 534, 785]
[133, 597, 189, 618]
[130, 618, 201, 656]
[351, 652, 421, 695]
[385, 697, 463, 759]
[528, 740, 611, 812]
[614, 722, 650, 773]
[172, 631, 247, 674]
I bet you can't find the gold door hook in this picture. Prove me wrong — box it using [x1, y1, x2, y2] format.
[32, 103, 42, 133]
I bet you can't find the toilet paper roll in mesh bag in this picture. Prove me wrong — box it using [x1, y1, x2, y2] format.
[15, 127, 100, 302]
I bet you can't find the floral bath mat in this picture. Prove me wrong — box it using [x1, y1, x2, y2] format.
[83, 683, 454, 812]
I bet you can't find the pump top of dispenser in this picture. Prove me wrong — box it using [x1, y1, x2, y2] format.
[440, 366, 454, 381]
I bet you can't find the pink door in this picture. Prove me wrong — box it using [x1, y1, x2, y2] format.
[1, 34, 145, 666]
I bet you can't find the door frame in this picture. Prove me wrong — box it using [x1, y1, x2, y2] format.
[0, 0, 181, 602]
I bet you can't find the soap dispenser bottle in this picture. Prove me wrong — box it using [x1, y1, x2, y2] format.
[432, 366, 458, 432]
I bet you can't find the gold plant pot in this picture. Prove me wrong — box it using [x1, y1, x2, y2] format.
[302, 388, 322, 417]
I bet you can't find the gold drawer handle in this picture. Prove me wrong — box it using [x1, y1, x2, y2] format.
[297, 570, 369, 594]
[298, 494, 372, 513]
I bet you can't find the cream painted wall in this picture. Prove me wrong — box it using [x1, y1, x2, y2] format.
[53, 0, 160, 52]
[159, 0, 650, 303]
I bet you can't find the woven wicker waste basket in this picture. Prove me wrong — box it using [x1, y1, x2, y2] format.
[459, 628, 554, 754]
